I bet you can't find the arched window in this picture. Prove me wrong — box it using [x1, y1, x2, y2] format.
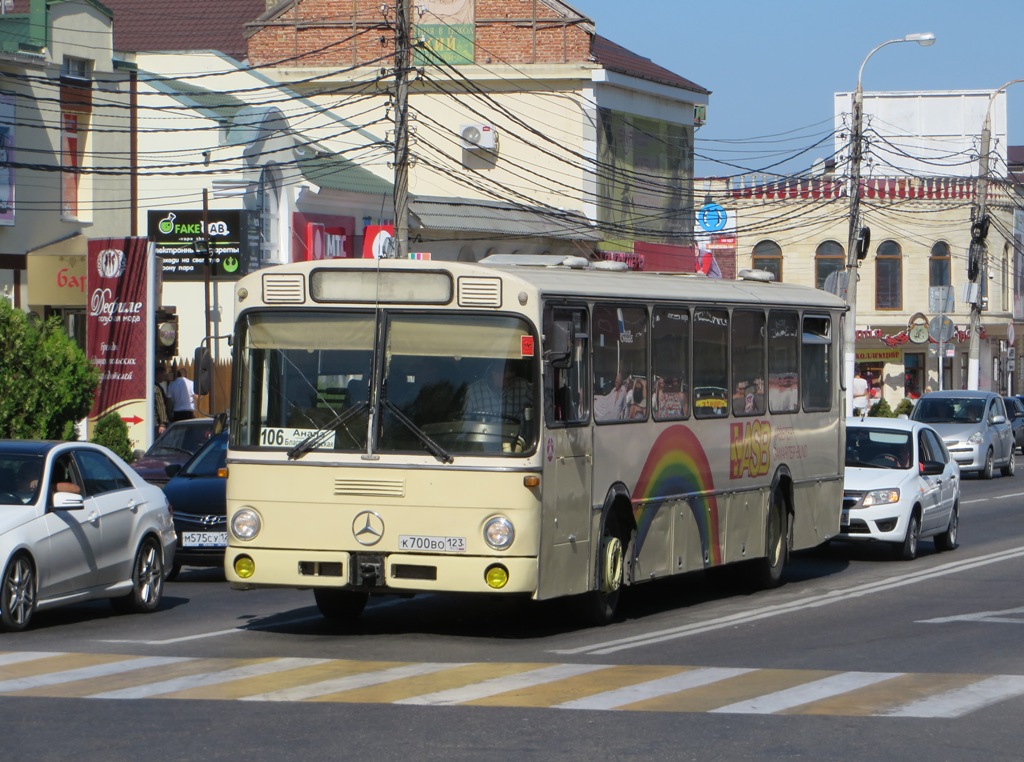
[752, 240, 783, 282]
[875, 240, 902, 310]
[815, 240, 845, 291]
[929, 241, 951, 288]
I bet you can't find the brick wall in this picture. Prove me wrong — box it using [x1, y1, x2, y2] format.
[248, 0, 592, 68]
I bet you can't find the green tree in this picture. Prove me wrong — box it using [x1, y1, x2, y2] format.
[893, 398, 915, 418]
[91, 412, 134, 462]
[0, 298, 98, 439]
[868, 397, 896, 418]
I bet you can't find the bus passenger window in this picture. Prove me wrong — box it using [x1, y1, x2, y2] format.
[592, 304, 648, 423]
[692, 308, 728, 418]
[652, 307, 689, 420]
[767, 311, 799, 413]
[802, 315, 832, 411]
[731, 310, 766, 416]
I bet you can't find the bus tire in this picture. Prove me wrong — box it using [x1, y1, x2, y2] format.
[314, 588, 368, 620]
[579, 510, 630, 626]
[752, 489, 789, 589]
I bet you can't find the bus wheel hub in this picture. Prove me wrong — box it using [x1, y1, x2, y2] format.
[600, 535, 624, 593]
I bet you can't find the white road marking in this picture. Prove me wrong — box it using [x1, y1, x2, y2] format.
[711, 671, 902, 714]
[0, 651, 61, 666]
[882, 675, 1024, 718]
[918, 605, 1024, 624]
[553, 546, 1024, 656]
[555, 667, 755, 710]
[242, 661, 467, 702]
[0, 656, 189, 693]
[396, 663, 608, 706]
[89, 657, 332, 699]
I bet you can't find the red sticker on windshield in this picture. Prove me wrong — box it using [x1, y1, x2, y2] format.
[521, 336, 535, 357]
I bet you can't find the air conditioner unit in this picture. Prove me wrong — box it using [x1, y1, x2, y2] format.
[460, 123, 497, 150]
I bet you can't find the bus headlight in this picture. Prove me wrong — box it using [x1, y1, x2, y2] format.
[231, 508, 262, 541]
[483, 516, 515, 550]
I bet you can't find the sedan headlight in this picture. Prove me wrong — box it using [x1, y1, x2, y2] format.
[968, 432, 984, 445]
[231, 508, 262, 541]
[483, 516, 515, 550]
[863, 489, 900, 507]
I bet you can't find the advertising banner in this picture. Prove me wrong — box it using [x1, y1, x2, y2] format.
[291, 212, 355, 261]
[87, 237, 151, 446]
[147, 209, 258, 280]
[414, 0, 475, 65]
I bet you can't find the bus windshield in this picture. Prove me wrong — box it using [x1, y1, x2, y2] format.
[234, 310, 538, 458]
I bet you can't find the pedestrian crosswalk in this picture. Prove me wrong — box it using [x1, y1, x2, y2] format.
[1, 650, 1023, 718]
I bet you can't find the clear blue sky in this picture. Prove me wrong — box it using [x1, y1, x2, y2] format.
[574, 0, 1024, 178]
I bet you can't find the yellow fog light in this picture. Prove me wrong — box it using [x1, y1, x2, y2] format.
[485, 564, 509, 589]
[234, 555, 255, 578]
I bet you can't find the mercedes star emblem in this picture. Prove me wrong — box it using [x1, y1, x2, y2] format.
[352, 510, 385, 546]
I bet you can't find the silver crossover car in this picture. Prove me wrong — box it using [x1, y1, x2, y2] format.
[0, 440, 177, 631]
[910, 390, 1014, 479]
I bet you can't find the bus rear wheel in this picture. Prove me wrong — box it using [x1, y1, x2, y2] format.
[751, 490, 789, 589]
[314, 588, 368, 621]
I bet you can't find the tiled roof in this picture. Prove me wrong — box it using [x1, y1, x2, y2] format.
[102, 0, 265, 58]
[591, 35, 709, 96]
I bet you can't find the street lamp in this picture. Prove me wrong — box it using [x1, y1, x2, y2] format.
[966, 78, 1024, 391]
[843, 33, 936, 415]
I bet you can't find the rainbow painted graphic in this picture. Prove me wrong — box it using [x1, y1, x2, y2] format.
[631, 425, 722, 566]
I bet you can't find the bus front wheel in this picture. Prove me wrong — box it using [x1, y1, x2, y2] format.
[579, 512, 630, 626]
[314, 588, 368, 621]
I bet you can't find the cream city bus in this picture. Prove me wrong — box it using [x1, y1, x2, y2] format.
[225, 255, 847, 625]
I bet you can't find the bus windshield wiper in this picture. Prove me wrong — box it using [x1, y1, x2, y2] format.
[287, 402, 368, 460]
[381, 398, 454, 464]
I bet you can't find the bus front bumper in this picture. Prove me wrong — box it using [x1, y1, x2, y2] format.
[225, 547, 539, 595]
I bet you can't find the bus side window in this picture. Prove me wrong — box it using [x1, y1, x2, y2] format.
[767, 310, 799, 414]
[652, 307, 689, 420]
[731, 310, 766, 417]
[545, 307, 589, 425]
[802, 315, 832, 411]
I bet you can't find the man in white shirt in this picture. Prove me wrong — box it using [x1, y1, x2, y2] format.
[852, 370, 869, 416]
[168, 367, 197, 421]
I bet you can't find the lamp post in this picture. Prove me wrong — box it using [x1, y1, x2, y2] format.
[966, 78, 1024, 391]
[843, 33, 936, 415]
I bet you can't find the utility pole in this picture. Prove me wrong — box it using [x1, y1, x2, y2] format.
[843, 85, 864, 416]
[968, 81, 1023, 390]
[966, 118, 991, 391]
[392, 0, 412, 260]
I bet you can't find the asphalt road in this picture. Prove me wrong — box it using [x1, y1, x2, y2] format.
[3, 471, 1023, 761]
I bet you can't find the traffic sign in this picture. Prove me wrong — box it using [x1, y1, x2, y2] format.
[697, 203, 728, 233]
[929, 315, 954, 343]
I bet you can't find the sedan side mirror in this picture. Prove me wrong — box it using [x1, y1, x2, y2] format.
[52, 491, 84, 510]
[920, 460, 946, 476]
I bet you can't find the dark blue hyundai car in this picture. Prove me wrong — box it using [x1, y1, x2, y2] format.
[162, 431, 228, 579]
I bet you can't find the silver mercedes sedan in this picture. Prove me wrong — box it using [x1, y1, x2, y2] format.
[0, 439, 176, 631]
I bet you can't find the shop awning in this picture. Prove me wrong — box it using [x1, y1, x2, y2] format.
[409, 197, 600, 242]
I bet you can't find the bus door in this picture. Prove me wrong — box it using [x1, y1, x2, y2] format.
[538, 306, 592, 599]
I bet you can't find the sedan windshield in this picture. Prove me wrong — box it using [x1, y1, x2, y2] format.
[913, 397, 984, 424]
[0, 454, 45, 505]
[846, 429, 912, 469]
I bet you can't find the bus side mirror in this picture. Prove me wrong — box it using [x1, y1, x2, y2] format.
[544, 320, 574, 369]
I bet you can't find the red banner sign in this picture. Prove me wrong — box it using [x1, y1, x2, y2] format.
[87, 237, 150, 424]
